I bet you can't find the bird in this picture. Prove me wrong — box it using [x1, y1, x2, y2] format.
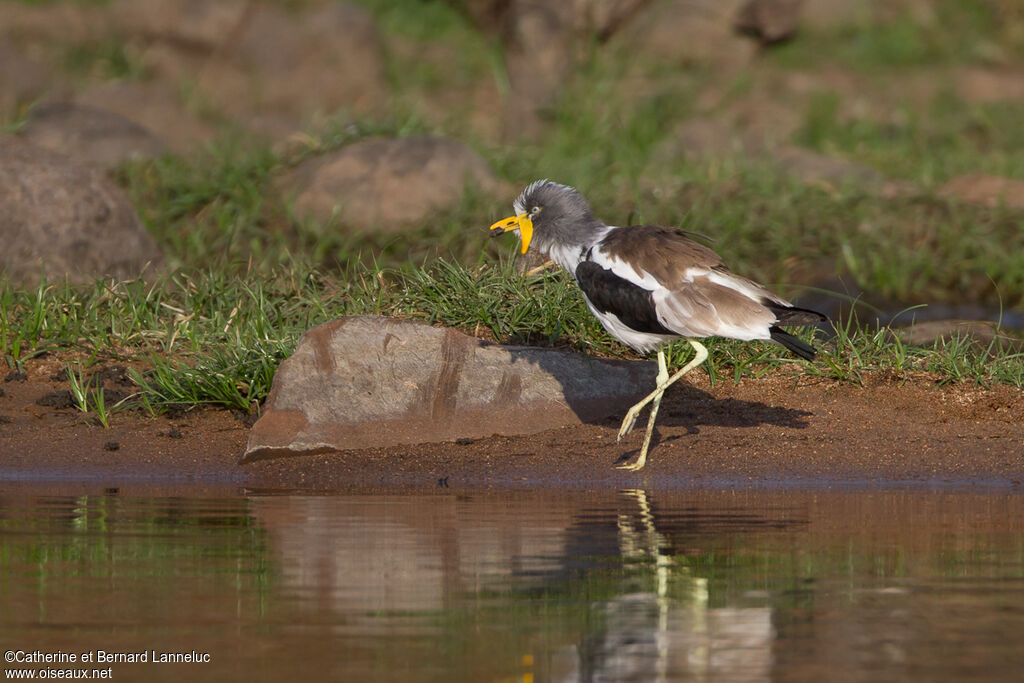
[489, 179, 826, 471]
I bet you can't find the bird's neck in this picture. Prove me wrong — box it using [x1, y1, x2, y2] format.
[536, 219, 609, 271]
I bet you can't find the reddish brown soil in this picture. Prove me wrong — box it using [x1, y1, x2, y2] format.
[1, 356, 1023, 491]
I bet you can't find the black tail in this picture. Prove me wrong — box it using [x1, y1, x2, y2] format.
[770, 326, 817, 360]
[765, 303, 828, 326]
[762, 301, 825, 360]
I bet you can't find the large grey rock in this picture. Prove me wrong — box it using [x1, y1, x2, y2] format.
[0, 137, 164, 286]
[18, 102, 167, 169]
[283, 136, 505, 232]
[241, 316, 656, 462]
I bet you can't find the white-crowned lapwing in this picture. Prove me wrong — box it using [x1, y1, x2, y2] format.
[490, 180, 825, 471]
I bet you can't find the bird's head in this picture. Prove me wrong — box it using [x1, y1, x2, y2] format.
[489, 180, 598, 254]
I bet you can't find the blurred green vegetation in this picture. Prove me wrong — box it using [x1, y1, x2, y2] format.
[62, 38, 148, 80]
[769, 0, 1024, 70]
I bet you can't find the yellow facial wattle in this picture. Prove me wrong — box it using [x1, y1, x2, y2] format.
[489, 214, 534, 254]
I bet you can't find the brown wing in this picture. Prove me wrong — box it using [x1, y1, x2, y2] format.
[598, 225, 724, 289]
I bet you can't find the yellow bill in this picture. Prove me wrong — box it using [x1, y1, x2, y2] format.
[489, 214, 534, 254]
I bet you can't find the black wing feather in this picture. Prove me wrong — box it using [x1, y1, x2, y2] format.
[574, 261, 675, 336]
[765, 302, 826, 360]
[769, 327, 817, 360]
[764, 302, 827, 326]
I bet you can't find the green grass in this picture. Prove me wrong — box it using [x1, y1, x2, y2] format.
[2, 259, 1023, 419]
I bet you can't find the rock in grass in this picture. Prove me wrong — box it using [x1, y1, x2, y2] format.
[111, 0, 250, 50]
[282, 136, 505, 232]
[75, 82, 216, 155]
[734, 0, 803, 45]
[18, 102, 166, 169]
[0, 136, 164, 286]
[898, 319, 1024, 353]
[650, 117, 759, 163]
[769, 145, 885, 189]
[940, 173, 1024, 211]
[194, 3, 388, 127]
[612, 0, 756, 72]
[241, 316, 656, 462]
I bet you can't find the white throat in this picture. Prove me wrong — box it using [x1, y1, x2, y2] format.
[541, 225, 613, 273]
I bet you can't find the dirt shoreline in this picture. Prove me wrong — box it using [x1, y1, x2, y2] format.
[1, 356, 1023, 493]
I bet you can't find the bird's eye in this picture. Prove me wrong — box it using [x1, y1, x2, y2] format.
[529, 205, 541, 215]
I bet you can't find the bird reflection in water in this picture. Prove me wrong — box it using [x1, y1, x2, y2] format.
[556, 489, 773, 682]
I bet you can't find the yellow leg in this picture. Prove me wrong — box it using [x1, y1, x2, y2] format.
[616, 340, 709, 471]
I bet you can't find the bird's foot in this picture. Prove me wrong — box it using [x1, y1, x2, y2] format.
[615, 458, 647, 472]
[616, 408, 642, 441]
[616, 413, 656, 471]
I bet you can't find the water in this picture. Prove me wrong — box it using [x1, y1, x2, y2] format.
[2, 486, 1024, 682]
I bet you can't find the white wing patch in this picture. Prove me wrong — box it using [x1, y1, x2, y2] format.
[590, 240, 661, 291]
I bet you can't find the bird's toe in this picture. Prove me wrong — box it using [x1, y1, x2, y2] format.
[617, 415, 639, 440]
